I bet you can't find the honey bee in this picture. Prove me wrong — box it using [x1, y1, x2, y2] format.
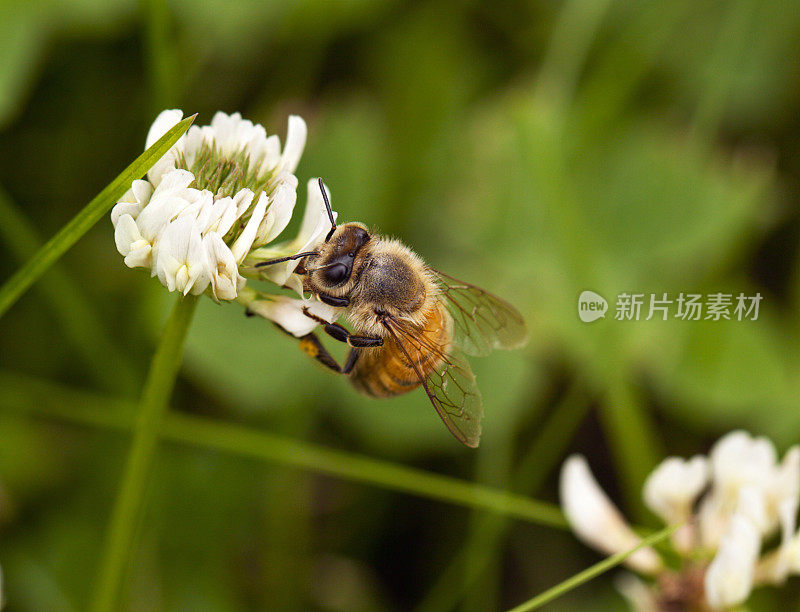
[257, 179, 528, 447]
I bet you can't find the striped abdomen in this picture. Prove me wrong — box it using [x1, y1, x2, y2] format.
[349, 303, 451, 398]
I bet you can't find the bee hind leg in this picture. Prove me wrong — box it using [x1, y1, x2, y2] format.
[299, 332, 360, 374]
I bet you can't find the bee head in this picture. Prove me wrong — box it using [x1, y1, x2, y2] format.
[309, 222, 371, 289]
[300, 178, 371, 293]
[255, 179, 371, 293]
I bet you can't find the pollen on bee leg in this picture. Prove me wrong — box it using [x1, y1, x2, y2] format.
[300, 336, 320, 358]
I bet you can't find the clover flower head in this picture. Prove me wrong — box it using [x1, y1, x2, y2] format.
[111, 110, 343, 336]
[560, 430, 800, 610]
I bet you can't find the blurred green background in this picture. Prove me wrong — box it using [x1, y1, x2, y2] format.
[2, 0, 800, 609]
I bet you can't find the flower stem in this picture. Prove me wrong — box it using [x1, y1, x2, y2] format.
[91, 294, 198, 612]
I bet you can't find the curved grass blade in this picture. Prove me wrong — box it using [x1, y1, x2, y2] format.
[0, 369, 568, 531]
[0, 113, 196, 319]
[0, 184, 140, 393]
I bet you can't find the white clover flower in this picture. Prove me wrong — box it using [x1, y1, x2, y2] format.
[559, 430, 800, 611]
[560, 455, 662, 574]
[112, 110, 343, 335]
[112, 110, 309, 302]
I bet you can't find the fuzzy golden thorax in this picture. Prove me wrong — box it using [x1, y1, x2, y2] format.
[303, 225, 438, 338]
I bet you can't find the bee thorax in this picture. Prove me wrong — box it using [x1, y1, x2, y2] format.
[357, 253, 427, 312]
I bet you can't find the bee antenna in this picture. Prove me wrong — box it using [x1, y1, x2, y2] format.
[318, 177, 337, 242]
[255, 251, 317, 267]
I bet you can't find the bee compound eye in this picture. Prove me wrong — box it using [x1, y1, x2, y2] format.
[323, 263, 349, 285]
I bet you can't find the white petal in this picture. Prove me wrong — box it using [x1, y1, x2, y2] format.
[182, 124, 213, 167]
[146, 109, 184, 149]
[184, 224, 210, 295]
[203, 233, 242, 301]
[123, 243, 152, 269]
[614, 573, 659, 612]
[207, 196, 239, 237]
[136, 170, 201, 240]
[765, 498, 799, 583]
[698, 494, 728, 550]
[704, 515, 760, 609]
[232, 188, 256, 219]
[709, 431, 778, 492]
[736, 486, 769, 535]
[154, 168, 196, 194]
[643, 456, 708, 525]
[279, 115, 307, 174]
[560, 455, 662, 575]
[700, 430, 784, 546]
[230, 189, 266, 263]
[256, 178, 297, 246]
[209, 111, 237, 151]
[282, 274, 305, 297]
[297, 177, 332, 242]
[155, 219, 189, 291]
[259, 134, 281, 173]
[111, 179, 153, 226]
[154, 216, 210, 295]
[111, 201, 141, 227]
[114, 214, 144, 256]
[246, 295, 340, 337]
[208, 111, 269, 159]
[788, 531, 800, 574]
[145, 109, 185, 186]
[259, 178, 336, 291]
[769, 446, 800, 528]
[131, 179, 154, 204]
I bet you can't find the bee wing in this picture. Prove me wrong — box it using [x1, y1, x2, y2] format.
[430, 269, 528, 357]
[382, 316, 483, 448]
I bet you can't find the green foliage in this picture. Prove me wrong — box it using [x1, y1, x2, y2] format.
[3, 0, 800, 609]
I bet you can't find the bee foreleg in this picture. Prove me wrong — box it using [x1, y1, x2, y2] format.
[319, 322, 383, 348]
[301, 306, 383, 348]
[317, 293, 350, 307]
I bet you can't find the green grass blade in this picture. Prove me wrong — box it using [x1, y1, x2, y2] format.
[535, 0, 614, 105]
[0, 370, 568, 530]
[140, 0, 180, 111]
[599, 375, 664, 521]
[91, 294, 198, 612]
[415, 382, 591, 612]
[161, 412, 568, 530]
[506, 525, 677, 612]
[0, 114, 195, 319]
[0, 183, 140, 394]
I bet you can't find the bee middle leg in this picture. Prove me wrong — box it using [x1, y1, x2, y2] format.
[301, 307, 383, 348]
